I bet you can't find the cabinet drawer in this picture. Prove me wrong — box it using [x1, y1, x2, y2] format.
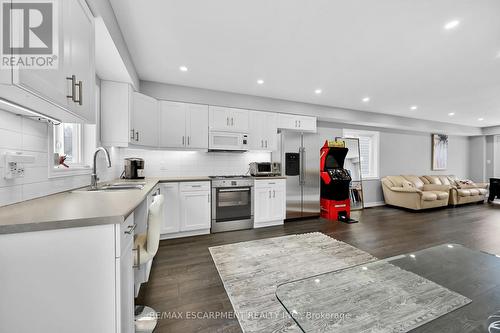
[180, 182, 210, 192]
[116, 213, 135, 258]
[255, 179, 285, 189]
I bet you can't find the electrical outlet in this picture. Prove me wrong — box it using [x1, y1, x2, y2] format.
[5, 162, 25, 179]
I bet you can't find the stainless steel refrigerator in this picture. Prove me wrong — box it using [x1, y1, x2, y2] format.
[275, 131, 320, 220]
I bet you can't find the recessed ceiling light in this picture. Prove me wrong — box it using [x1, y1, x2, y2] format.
[314, 89, 322, 95]
[444, 20, 460, 30]
[179, 66, 188, 72]
[478, 117, 484, 121]
[410, 105, 418, 110]
[448, 112, 455, 116]
[362, 97, 370, 103]
[257, 79, 264, 85]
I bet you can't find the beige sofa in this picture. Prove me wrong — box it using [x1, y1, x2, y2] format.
[421, 175, 488, 206]
[381, 175, 450, 210]
[382, 175, 488, 210]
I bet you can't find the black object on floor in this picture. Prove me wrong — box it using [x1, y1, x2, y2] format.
[489, 178, 500, 202]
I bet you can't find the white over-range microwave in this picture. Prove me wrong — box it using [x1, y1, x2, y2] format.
[209, 131, 249, 151]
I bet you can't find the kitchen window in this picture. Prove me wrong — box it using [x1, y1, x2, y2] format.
[343, 129, 380, 180]
[53, 123, 83, 166]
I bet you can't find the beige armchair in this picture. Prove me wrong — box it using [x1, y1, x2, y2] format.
[421, 175, 487, 206]
[382, 175, 450, 210]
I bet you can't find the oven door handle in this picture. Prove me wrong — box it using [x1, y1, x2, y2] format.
[218, 188, 251, 192]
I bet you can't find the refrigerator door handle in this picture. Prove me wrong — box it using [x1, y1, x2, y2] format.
[299, 147, 306, 185]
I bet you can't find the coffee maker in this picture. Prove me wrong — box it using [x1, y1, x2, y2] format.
[124, 158, 145, 179]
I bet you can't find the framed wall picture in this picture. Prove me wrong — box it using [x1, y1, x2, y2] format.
[432, 134, 448, 170]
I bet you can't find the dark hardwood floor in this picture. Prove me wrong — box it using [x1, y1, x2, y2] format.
[137, 202, 500, 333]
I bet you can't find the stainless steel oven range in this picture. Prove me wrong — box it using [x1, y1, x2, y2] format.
[210, 176, 254, 233]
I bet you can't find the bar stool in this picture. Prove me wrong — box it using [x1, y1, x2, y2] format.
[134, 194, 164, 333]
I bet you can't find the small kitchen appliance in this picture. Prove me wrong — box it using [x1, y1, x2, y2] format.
[320, 140, 357, 223]
[124, 158, 145, 179]
[249, 162, 274, 176]
[210, 175, 254, 233]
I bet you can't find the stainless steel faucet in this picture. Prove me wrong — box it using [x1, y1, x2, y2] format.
[90, 147, 112, 190]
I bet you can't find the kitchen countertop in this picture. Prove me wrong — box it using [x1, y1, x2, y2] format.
[0, 177, 211, 235]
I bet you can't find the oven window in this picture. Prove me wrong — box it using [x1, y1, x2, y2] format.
[216, 187, 251, 221]
[213, 135, 239, 146]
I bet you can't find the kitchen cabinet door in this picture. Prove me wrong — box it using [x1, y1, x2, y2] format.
[160, 183, 181, 234]
[180, 191, 211, 232]
[186, 103, 209, 149]
[250, 111, 266, 150]
[297, 116, 317, 132]
[264, 112, 278, 151]
[254, 187, 271, 223]
[230, 108, 249, 132]
[65, 0, 95, 122]
[209, 106, 232, 131]
[159, 101, 187, 148]
[270, 184, 286, 221]
[100, 81, 132, 147]
[118, 235, 134, 333]
[131, 92, 159, 147]
[12, 1, 68, 112]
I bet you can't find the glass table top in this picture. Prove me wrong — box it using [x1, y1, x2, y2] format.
[276, 244, 500, 332]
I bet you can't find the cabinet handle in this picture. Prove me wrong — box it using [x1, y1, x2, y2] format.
[227, 117, 230, 126]
[265, 140, 268, 148]
[231, 117, 234, 126]
[187, 136, 190, 146]
[182, 136, 185, 145]
[130, 129, 135, 140]
[66, 75, 76, 101]
[269, 190, 271, 198]
[298, 120, 301, 127]
[273, 190, 276, 198]
[125, 223, 137, 234]
[133, 247, 140, 269]
[135, 131, 139, 142]
[261, 140, 264, 148]
[74, 80, 83, 105]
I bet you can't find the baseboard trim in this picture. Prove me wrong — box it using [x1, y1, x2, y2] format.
[364, 201, 386, 208]
[160, 229, 210, 240]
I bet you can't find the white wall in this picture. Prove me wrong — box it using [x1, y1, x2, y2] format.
[117, 149, 270, 178]
[0, 109, 118, 207]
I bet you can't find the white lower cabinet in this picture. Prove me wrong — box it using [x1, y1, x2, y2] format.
[0, 215, 137, 333]
[254, 179, 286, 228]
[160, 182, 211, 238]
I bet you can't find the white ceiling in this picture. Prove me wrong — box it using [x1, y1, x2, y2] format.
[110, 0, 500, 127]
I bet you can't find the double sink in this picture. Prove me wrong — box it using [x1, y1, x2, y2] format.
[73, 182, 146, 193]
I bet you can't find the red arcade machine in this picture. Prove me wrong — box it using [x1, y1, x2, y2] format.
[320, 140, 357, 223]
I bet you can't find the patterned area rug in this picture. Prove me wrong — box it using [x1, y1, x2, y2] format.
[209, 233, 471, 333]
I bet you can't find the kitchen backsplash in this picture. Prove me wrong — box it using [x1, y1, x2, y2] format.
[0, 109, 118, 207]
[117, 149, 271, 177]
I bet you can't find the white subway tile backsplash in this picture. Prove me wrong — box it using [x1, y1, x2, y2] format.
[22, 133, 48, 152]
[118, 149, 271, 177]
[0, 129, 22, 150]
[0, 109, 112, 207]
[0, 112, 22, 131]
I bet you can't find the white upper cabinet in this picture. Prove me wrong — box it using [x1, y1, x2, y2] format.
[160, 101, 209, 150]
[2, 0, 95, 123]
[250, 111, 278, 151]
[101, 82, 159, 148]
[131, 92, 159, 147]
[100, 81, 132, 147]
[277, 114, 317, 132]
[209, 106, 249, 133]
[65, 0, 95, 122]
